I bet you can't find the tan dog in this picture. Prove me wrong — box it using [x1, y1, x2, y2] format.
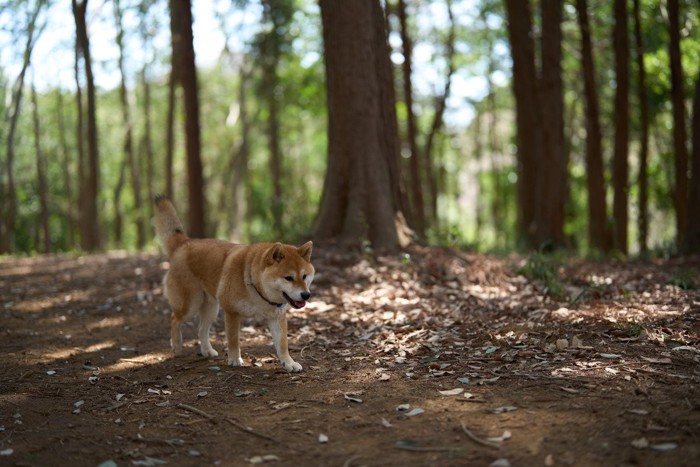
[153, 195, 314, 372]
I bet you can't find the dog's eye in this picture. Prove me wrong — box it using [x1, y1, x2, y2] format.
[285, 276, 293, 281]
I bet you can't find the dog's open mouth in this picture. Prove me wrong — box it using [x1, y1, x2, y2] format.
[283, 292, 306, 309]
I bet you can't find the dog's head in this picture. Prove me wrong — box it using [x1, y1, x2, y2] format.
[261, 241, 315, 309]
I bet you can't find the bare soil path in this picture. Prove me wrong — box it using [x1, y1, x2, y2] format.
[1, 246, 699, 466]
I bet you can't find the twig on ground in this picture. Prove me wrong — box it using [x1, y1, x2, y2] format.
[224, 417, 283, 444]
[460, 422, 501, 449]
[177, 403, 217, 423]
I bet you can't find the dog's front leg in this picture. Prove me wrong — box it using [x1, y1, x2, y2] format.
[267, 313, 302, 372]
[224, 310, 244, 367]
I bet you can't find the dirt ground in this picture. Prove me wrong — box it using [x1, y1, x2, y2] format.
[1, 245, 699, 466]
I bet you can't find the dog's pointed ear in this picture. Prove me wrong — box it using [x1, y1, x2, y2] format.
[266, 243, 285, 264]
[297, 241, 313, 262]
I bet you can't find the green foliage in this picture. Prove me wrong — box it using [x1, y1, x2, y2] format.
[667, 268, 697, 290]
[518, 252, 565, 298]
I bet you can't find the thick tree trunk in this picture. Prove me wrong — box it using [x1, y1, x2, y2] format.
[575, 0, 609, 252]
[612, 0, 630, 254]
[170, 0, 206, 237]
[73, 0, 101, 251]
[114, 0, 145, 249]
[633, 0, 649, 255]
[668, 0, 688, 249]
[31, 84, 50, 254]
[315, 0, 411, 253]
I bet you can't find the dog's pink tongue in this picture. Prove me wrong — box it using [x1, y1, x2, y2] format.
[294, 300, 306, 308]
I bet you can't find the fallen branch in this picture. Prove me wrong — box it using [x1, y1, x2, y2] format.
[394, 441, 460, 454]
[177, 403, 217, 423]
[460, 422, 501, 449]
[224, 417, 282, 444]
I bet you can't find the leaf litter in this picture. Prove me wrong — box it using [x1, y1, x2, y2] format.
[0, 247, 698, 465]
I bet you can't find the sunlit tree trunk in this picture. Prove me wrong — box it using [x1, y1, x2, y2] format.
[170, 0, 206, 237]
[73, 0, 101, 251]
[612, 0, 629, 254]
[114, 0, 145, 249]
[1, 0, 44, 253]
[667, 0, 688, 250]
[575, 0, 609, 252]
[315, 0, 411, 253]
[633, 0, 649, 255]
[31, 83, 50, 254]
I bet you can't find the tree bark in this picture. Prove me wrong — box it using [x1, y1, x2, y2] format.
[56, 90, 75, 249]
[633, 0, 649, 255]
[612, 0, 630, 254]
[315, 0, 411, 253]
[687, 73, 700, 253]
[504, 0, 541, 247]
[538, 0, 566, 248]
[73, 0, 101, 251]
[114, 0, 145, 249]
[170, 0, 206, 237]
[575, 0, 609, 252]
[667, 0, 688, 250]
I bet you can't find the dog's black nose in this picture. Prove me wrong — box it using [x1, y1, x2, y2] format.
[301, 291, 311, 300]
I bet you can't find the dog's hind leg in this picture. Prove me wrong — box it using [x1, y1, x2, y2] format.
[224, 309, 243, 366]
[198, 295, 219, 358]
[170, 311, 185, 356]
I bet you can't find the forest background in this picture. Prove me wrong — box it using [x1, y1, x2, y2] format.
[1, 0, 699, 258]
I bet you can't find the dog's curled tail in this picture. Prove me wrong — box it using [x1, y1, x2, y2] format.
[153, 194, 188, 256]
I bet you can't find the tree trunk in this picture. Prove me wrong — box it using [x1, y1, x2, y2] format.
[504, 0, 541, 247]
[56, 90, 75, 249]
[73, 0, 101, 251]
[140, 65, 155, 224]
[1, 0, 44, 253]
[170, 0, 206, 237]
[668, 0, 688, 250]
[260, 0, 285, 238]
[31, 84, 50, 254]
[397, 0, 424, 237]
[687, 73, 700, 253]
[537, 0, 566, 248]
[633, 0, 649, 255]
[612, 0, 630, 254]
[315, 0, 411, 253]
[165, 69, 176, 200]
[114, 0, 145, 249]
[229, 62, 252, 242]
[575, 0, 609, 252]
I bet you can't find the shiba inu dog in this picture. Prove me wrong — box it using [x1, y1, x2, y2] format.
[153, 195, 314, 372]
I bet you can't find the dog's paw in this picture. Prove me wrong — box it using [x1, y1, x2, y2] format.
[227, 356, 244, 367]
[200, 348, 219, 358]
[281, 360, 303, 372]
[171, 343, 184, 356]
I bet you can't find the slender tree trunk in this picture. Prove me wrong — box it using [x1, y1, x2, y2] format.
[141, 66, 155, 223]
[73, 0, 101, 251]
[315, 0, 411, 252]
[667, 0, 688, 249]
[423, 0, 456, 227]
[1, 0, 44, 253]
[165, 70, 176, 200]
[538, 0, 566, 248]
[633, 0, 649, 255]
[612, 0, 630, 254]
[31, 83, 50, 254]
[74, 17, 86, 252]
[170, 0, 205, 237]
[575, 0, 609, 252]
[227, 63, 252, 243]
[397, 0, 424, 237]
[114, 0, 145, 249]
[260, 0, 284, 238]
[505, 0, 541, 247]
[56, 90, 75, 249]
[687, 73, 700, 253]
